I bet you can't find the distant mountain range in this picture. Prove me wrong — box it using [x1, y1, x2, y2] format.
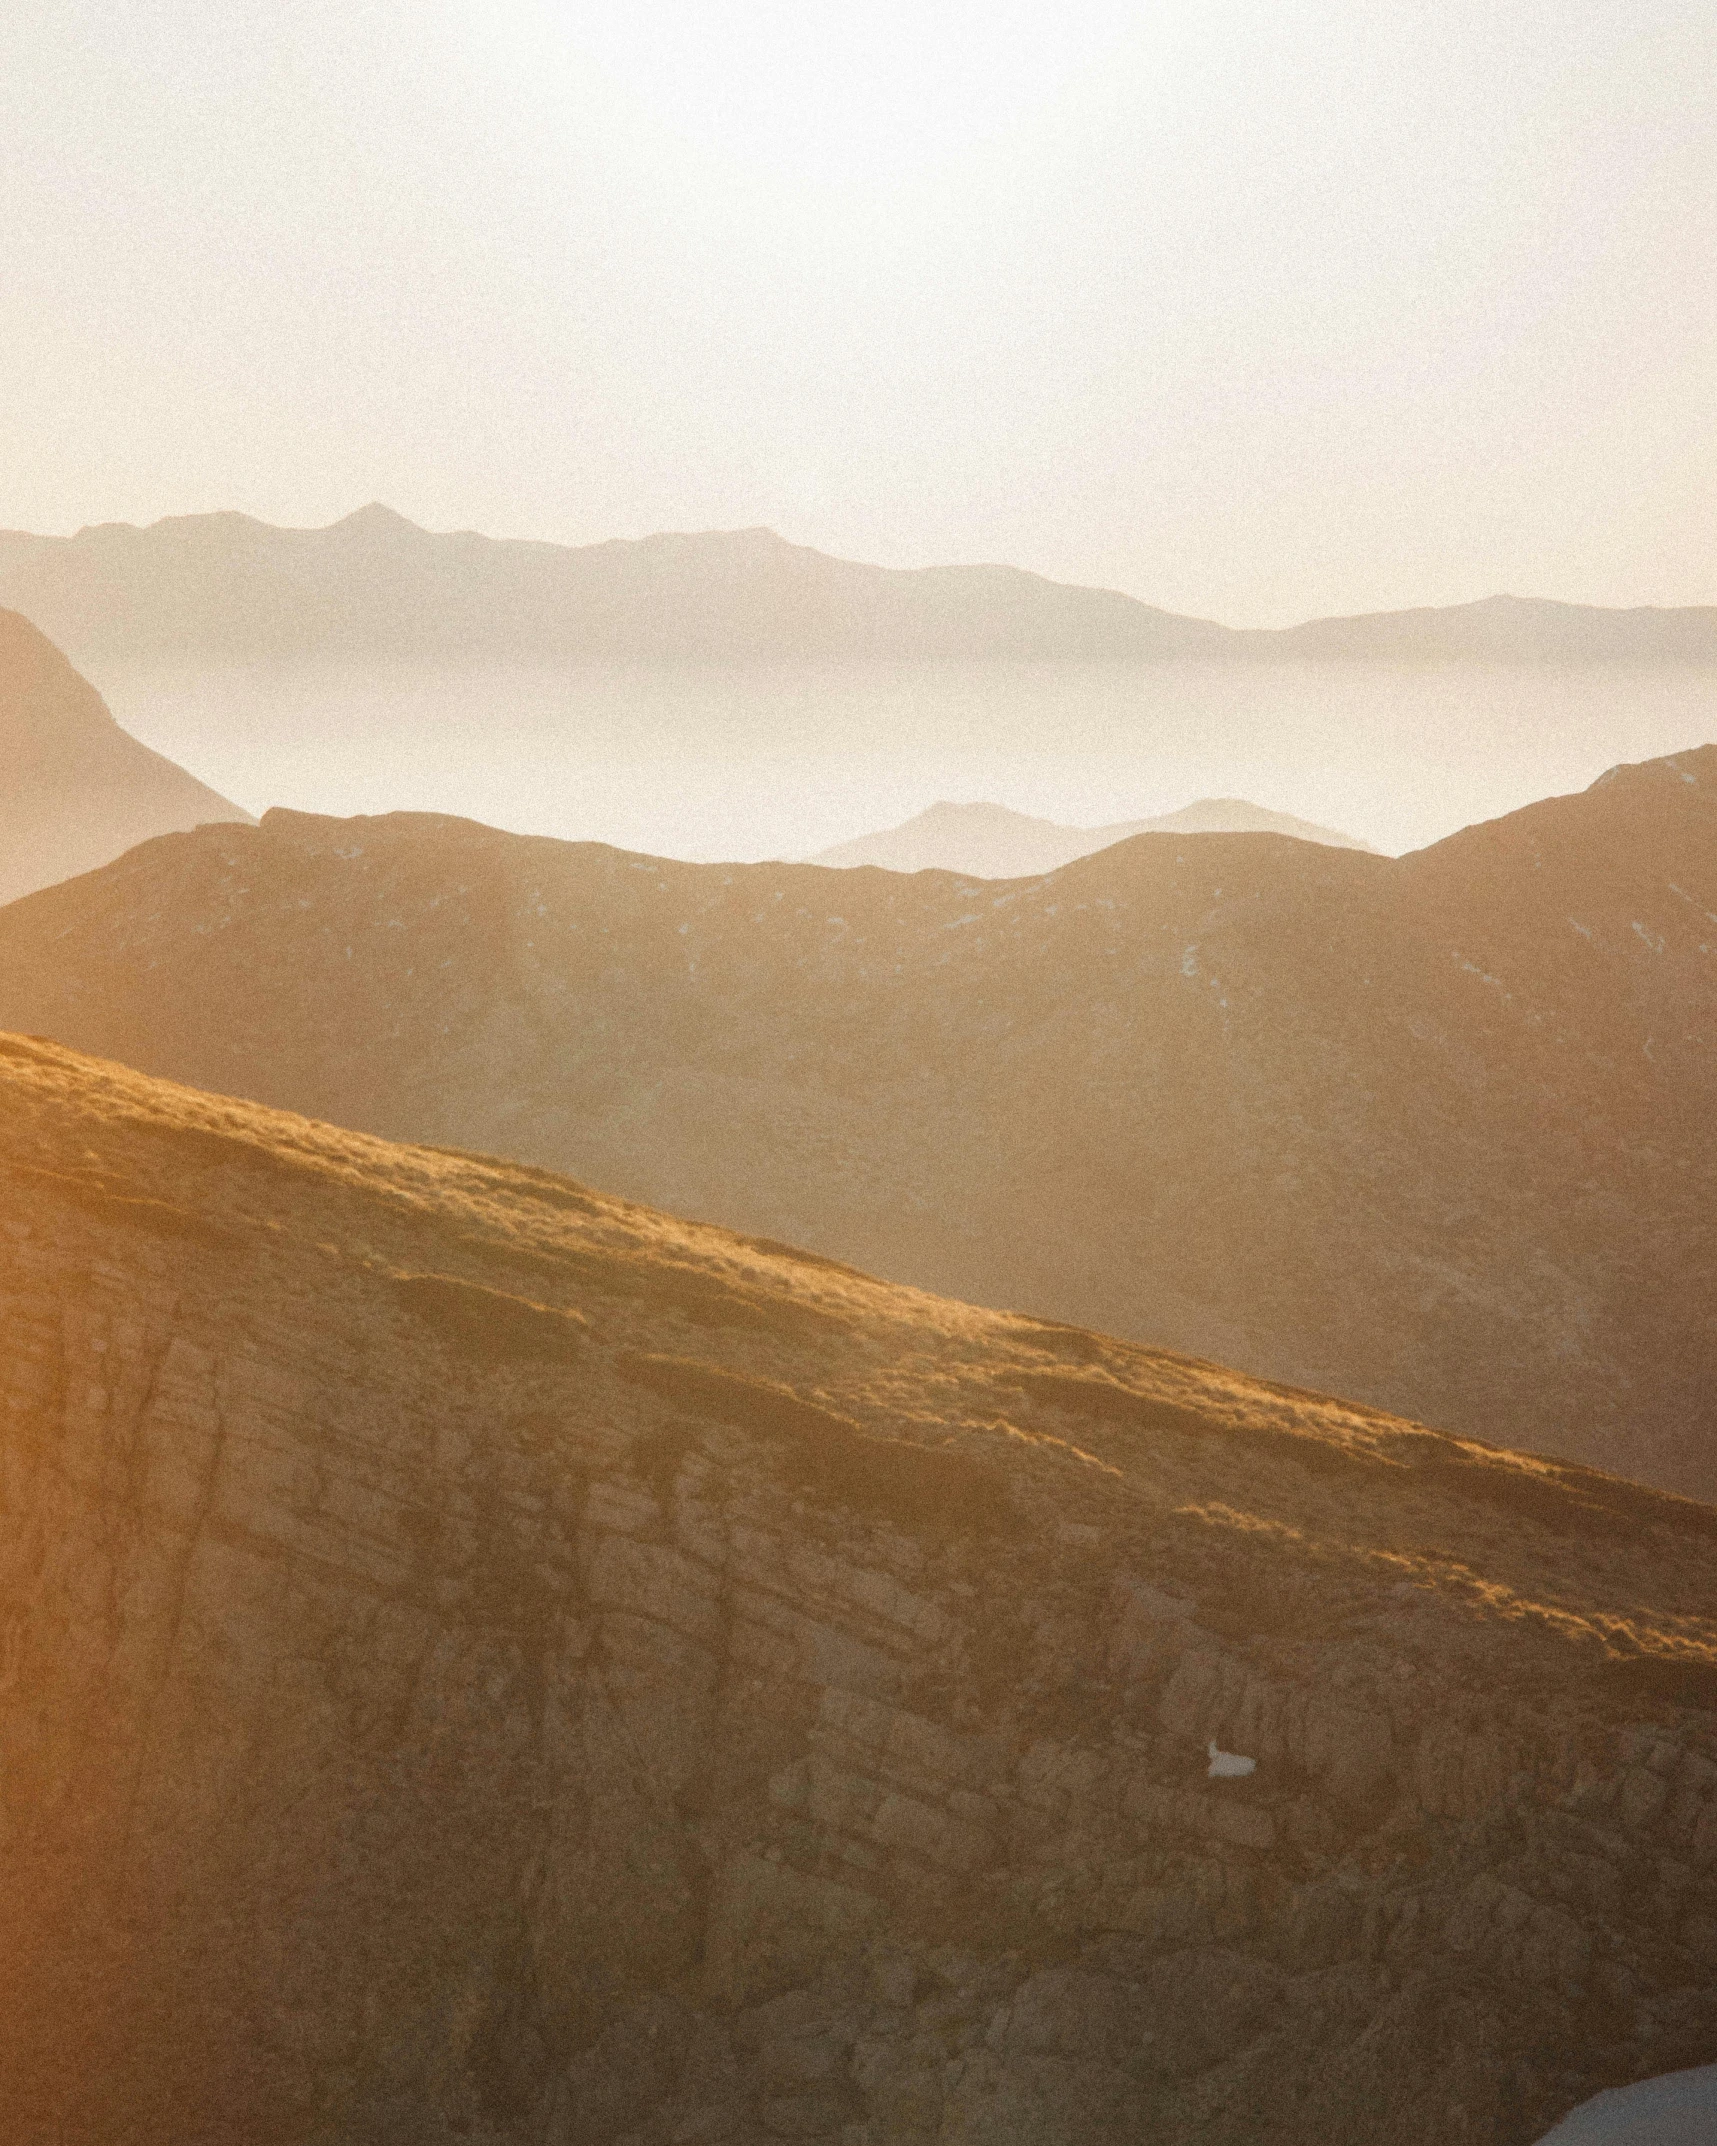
[815, 798, 1374, 875]
[0, 606, 249, 905]
[4, 745, 1711, 1494]
[1, 505, 1713, 668]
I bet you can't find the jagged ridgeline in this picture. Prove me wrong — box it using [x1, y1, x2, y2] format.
[4, 1033, 1717, 2145]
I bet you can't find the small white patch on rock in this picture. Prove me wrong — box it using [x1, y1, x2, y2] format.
[1207, 1741, 1256, 1779]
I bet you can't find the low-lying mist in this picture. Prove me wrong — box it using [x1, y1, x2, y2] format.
[86, 656, 1717, 864]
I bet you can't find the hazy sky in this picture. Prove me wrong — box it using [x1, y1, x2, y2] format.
[4, 1, 1713, 623]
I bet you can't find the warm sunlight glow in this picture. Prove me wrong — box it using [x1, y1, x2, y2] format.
[8, 0, 1710, 618]
[3, 5, 1717, 2138]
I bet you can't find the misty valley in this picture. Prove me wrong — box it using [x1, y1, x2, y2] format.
[82, 651, 1717, 867]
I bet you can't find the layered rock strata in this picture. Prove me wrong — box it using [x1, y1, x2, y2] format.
[3, 1035, 1717, 2144]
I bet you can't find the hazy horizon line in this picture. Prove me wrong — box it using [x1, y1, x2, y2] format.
[8, 500, 1715, 638]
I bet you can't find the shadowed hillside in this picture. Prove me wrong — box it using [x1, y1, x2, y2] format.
[814, 798, 1374, 875]
[0, 749, 1711, 1493]
[5, 1033, 1717, 2144]
[0, 607, 249, 903]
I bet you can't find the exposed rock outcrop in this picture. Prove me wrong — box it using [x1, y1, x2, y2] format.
[3, 1035, 1717, 2143]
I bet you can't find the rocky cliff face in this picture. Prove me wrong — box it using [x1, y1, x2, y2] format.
[0, 606, 249, 904]
[4, 1035, 1717, 2144]
[0, 749, 1711, 1492]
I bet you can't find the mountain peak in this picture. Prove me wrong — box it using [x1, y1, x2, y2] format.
[815, 796, 1371, 873]
[919, 800, 1037, 822]
[1592, 742, 1717, 792]
[327, 502, 425, 536]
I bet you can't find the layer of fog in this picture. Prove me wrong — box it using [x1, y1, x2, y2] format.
[90, 659, 1717, 864]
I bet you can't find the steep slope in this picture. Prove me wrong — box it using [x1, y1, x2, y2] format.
[6, 1032, 1717, 2146]
[0, 605, 250, 903]
[814, 799, 1373, 876]
[2, 507, 1713, 668]
[0, 749, 1711, 1492]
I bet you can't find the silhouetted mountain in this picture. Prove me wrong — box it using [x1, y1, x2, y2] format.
[0, 606, 249, 904]
[815, 798, 1374, 875]
[1270, 592, 1717, 664]
[0, 508, 1230, 664]
[0, 750, 1712, 1493]
[1, 507, 1712, 667]
[5, 1030, 1716, 2144]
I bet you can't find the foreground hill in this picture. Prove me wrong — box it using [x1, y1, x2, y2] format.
[814, 798, 1374, 876]
[4, 1033, 1717, 2144]
[0, 606, 249, 904]
[0, 748, 1712, 1494]
[3, 506, 1714, 668]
